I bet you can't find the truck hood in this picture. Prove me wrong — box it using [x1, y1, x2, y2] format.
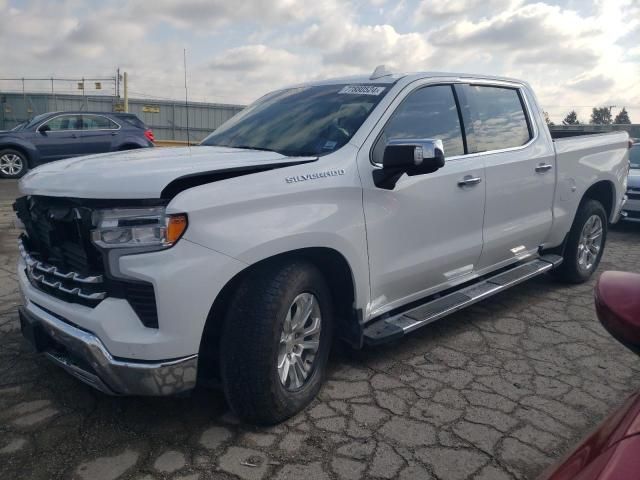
[19, 146, 316, 199]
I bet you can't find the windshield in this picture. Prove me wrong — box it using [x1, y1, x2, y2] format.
[201, 83, 390, 157]
[630, 144, 640, 169]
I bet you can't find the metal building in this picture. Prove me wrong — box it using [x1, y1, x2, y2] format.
[0, 92, 245, 142]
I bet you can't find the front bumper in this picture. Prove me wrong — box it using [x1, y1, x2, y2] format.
[19, 303, 197, 396]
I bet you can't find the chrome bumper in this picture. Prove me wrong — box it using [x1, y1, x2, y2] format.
[621, 192, 640, 222]
[19, 304, 198, 396]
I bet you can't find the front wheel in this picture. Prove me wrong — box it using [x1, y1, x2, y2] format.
[552, 199, 607, 283]
[220, 260, 333, 424]
[0, 149, 28, 178]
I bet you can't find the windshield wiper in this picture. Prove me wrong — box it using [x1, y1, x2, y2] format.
[229, 145, 279, 153]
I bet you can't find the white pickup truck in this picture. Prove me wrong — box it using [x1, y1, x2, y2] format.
[14, 69, 630, 424]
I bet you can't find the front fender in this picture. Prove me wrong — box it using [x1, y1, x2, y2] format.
[167, 150, 370, 311]
[0, 136, 40, 166]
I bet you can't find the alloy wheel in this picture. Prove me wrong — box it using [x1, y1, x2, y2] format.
[0, 153, 24, 176]
[577, 214, 603, 271]
[277, 292, 322, 391]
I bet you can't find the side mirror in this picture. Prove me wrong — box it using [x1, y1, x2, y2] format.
[374, 138, 445, 189]
[595, 271, 640, 355]
[38, 124, 50, 134]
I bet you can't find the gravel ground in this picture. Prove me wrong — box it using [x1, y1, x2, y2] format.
[1, 178, 640, 480]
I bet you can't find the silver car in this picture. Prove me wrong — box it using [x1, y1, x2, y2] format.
[623, 141, 640, 222]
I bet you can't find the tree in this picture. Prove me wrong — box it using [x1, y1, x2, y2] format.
[614, 107, 631, 124]
[590, 107, 612, 125]
[543, 111, 555, 127]
[562, 110, 580, 125]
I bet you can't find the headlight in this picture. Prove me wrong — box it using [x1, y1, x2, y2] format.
[91, 207, 187, 250]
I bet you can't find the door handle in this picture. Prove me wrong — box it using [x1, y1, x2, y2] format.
[71, 133, 78, 139]
[111, 131, 117, 136]
[535, 163, 553, 173]
[458, 175, 482, 187]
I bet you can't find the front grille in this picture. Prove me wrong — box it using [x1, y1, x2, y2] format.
[15, 196, 101, 275]
[627, 210, 640, 219]
[15, 196, 160, 328]
[628, 191, 640, 201]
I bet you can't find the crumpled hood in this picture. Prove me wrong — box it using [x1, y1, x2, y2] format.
[19, 146, 316, 199]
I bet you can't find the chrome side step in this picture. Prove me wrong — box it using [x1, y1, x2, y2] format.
[363, 255, 562, 345]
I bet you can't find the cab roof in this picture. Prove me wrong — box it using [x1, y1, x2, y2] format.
[290, 69, 529, 89]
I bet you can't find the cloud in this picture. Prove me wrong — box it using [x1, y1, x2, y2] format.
[417, 0, 522, 20]
[0, 0, 637, 123]
[210, 45, 300, 73]
[132, 0, 345, 29]
[567, 74, 615, 93]
[301, 21, 432, 71]
[430, 3, 596, 49]
[513, 47, 599, 68]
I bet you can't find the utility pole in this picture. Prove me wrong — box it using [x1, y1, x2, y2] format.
[123, 71, 128, 113]
[51, 76, 56, 111]
[184, 49, 190, 146]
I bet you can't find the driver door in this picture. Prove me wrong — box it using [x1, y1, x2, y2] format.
[32, 114, 83, 161]
[359, 84, 486, 317]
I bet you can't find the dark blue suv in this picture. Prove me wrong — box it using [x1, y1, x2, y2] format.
[0, 112, 155, 178]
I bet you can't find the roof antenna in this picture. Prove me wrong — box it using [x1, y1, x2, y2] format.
[370, 65, 392, 80]
[184, 48, 191, 147]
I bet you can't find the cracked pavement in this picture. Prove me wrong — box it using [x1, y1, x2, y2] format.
[1, 179, 640, 480]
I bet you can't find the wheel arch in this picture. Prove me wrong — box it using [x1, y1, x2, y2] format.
[117, 142, 143, 151]
[197, 247, 361, 384]
[582, 179, 615, 222]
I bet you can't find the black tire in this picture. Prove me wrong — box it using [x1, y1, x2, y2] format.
[220, 259, 333, 425]
[552, 199, 607, 283]
[0, 148, 28, 178]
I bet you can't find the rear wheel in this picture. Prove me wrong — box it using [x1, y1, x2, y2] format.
[553, 199, 607, 283]
[0, 149, 28, 178]
[220, 260, 333, 424]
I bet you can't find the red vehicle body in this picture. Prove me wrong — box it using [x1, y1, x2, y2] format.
[539, 271, 640, 480]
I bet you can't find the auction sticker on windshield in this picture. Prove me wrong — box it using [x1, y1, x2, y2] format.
[338, 85, 386, 95]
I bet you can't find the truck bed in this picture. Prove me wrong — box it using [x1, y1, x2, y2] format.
[550, 128, 628, 140]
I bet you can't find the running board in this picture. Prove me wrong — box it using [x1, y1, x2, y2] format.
[363, 255, 562, 345]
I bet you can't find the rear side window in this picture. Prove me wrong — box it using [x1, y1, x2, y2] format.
[374, 85, 465, 159]
[82, 115, 118, 130]
[465, 86, 532, 153]
[116, 114, 146, 129]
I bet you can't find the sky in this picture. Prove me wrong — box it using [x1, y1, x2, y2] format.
[0, 0, 638, 123]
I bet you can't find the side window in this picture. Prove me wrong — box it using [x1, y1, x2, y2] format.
[465, 86, 532, 153]
[374, 85, 465, 160]
[42, 115, 82, 131]
[82, 115, 118, 130]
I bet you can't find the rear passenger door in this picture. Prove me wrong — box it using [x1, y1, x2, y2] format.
[461, 84, 555, 271]
[79, 115, 120, 155]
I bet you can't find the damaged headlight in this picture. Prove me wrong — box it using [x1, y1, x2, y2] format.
[91, 207, 187, 250]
